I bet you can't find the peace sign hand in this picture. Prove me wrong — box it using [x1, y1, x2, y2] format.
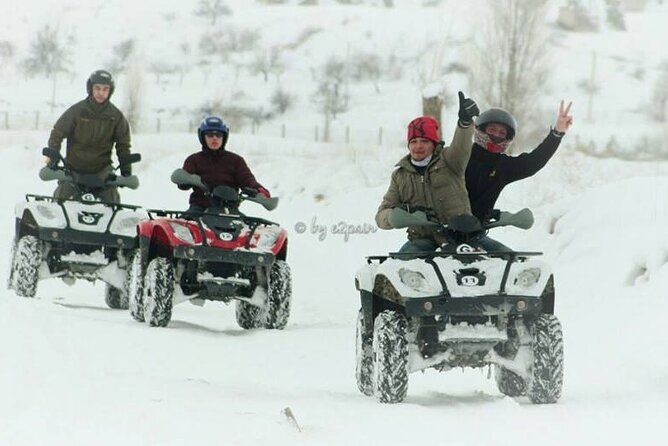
[554, 100, 573, 133]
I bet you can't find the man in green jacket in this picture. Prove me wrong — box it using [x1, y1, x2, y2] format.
[46, 69, 132, 203]
[375, 91, 479, 253]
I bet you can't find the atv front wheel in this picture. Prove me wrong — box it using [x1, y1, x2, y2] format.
[127, 251, 146, 322]
[527, 314, 564, 404]
[7, 238, 17, 290]
[143, 257, 174, 327]
[11, 235, 42, 298]
[372, 310, 408, 403]
[355, 308, 374, 396]
[263, 260, 292, 329]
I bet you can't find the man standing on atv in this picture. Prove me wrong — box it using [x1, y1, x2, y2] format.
[375, 91, 479, 253]
[180, 115, 270, 215]
[46, 69, 132, 203]
[465, 101, 573, 222]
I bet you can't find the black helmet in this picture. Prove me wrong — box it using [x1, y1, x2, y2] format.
[86, 69, 115, 98]
[197, 115, 230, 148]
[476, 108, 517, 141]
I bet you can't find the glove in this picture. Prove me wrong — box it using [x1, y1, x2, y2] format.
[120, 164, 132, 177]
[458, 91, 479, 125]
[256, 187, 271, 198]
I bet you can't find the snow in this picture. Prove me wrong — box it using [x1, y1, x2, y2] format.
[2, 1, 668, 445]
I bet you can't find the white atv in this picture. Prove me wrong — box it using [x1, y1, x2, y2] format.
[354, 207, 563, 404]
[7, 148, 146, 308]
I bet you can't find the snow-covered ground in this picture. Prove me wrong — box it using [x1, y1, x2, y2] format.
[2, 0, 668, 444]
[2, 129, 668, 445]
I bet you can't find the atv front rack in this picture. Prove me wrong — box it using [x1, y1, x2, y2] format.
[26, 194, 142, 210]
[145, 208, 278, 249]
[367, 250, 543, 298]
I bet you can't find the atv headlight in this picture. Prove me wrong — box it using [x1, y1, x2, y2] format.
[35, 204, 56, 220]
[170, 222, 195, 243]
[398, 268, 429, 292]
[255, 226, 281, 250]
[514, 268, 541, 289]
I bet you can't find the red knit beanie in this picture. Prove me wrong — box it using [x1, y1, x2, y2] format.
[407, 116, 440, 144]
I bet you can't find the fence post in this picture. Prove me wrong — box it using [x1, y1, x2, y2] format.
[35, 111, 40, 130]
[314, 126, 319, 142]
[378, 126, 383, 146]
[281, 123, 286, 138]
[4, 111, 8, 130]
[156, 118, 161, 133]
[345, 126, 350, 144]
[188, 119, 192, 132]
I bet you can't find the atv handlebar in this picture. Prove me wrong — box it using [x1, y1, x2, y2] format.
[388, 207, 534, 231]
[38, 166, 140, 190]
[171, 168, 279, 211]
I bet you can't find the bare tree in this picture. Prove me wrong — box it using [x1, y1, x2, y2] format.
[270, 87, 295, 115]
[194, 0, 232, 25]
[22, 26, 71, 79]
[107, 39, 136, 74]
[312, 57, 349, 142]
[251, 46, 285, 83]
[470, 0, 551, 146]
[124, 52, 144, 132]
[22, 25, 73, 113]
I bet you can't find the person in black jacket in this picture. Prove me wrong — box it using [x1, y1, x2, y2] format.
[179, 115, 270, 216]
[465, 101, 573, 223]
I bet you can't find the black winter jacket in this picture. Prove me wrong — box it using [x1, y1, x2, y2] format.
[181, 147, 263, 208]
[465, 132, 562, 221]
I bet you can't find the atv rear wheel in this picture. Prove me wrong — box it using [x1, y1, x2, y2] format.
[143, 257, 174, 327]
[127, 251, 146, 322]
[263, 260, 292, 329]
[372, 310, 408, 403]
[494, 366, 527, 397]
[11, 235, 42, 298]
[355, 308, 374, 396]
[527, 314, 564, 404]
[104, 284, 127, 309]
[236, 300, 262, 329]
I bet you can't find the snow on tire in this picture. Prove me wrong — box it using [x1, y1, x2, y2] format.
[494, 366, 527, 397]
[527, 314, 564, 404]
[355, 308, 374, 396]
[143, 257, 174, 327]
[263, 260, 292, 329]
[128, 251, 146, 322]
[11, 235, 41, 298]
[372, 310, 408, 403]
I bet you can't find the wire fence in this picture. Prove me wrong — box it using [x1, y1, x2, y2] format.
[0, 110, 406, 147]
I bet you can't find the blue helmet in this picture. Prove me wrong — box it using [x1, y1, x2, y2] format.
[198, 115, 230, 148]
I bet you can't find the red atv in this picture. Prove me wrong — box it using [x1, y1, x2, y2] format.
[128, 168, 291, 329]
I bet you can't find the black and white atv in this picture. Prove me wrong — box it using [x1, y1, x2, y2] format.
[354, 207, 563, 404]
[7, 148, 146, 309]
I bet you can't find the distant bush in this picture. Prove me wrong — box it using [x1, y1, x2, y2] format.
[270, 87, 295, 115]
[194, 0, 232, 25]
